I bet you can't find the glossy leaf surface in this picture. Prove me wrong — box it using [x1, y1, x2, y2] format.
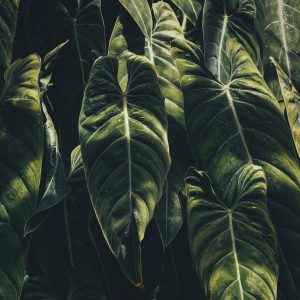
[79, 54, 170, 284]
[109, 1, 191, 247]
[0, 54, 43, 299]
[172, 38, 300, 295]
[185, 165, 278, 299]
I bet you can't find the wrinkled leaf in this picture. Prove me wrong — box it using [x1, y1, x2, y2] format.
[272, 57, 300, 158]
[0, 54, 43, 299]
[185, 165, 278, 299]
[79, 54, 170, 284]
[32, 146, 111, 299]
[172, 38, 300, 295]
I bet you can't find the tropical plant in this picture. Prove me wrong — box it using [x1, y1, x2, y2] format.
[0, 0, 299, 299]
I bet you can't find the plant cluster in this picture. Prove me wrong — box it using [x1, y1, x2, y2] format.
[0, 0, 299, 299]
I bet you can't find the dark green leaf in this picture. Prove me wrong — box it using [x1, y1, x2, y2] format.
[0, 0, 18, 89]
[39, 0, 105, 165]
[171, 0, 203, 26]
[185, 165, 278, 299]
[264, 0, 300, 90]
[272, 57, 300, 157]
[203, 0, 263, 83]
[32, 146, 111, 299]
[0, 54, 43, 299]
[24, 102, 70, 236]
[79, 53, 170, 284]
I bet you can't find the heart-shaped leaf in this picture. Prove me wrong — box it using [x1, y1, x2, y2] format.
[185, 165, 278, 299]
[79, 53, 170, 284]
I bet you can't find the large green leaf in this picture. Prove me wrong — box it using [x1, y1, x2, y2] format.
[37, 0, 105, 165]
[109, 2, 192, 248]
[0, 0, 18, 89]
[203, 0, 263, 83]
[0, 54, 43, 299]
[172, 38, 300, 295]
[185, 165, 278, 299]
[171, 0, 203, 26]
[32, 146, 111, 299]
[79, 53, 170, 284]
[271, 58, 300, 158]
[264, 0, 300, 90]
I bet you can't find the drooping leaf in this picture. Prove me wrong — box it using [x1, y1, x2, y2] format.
[171, 0, 203, 26]
[203, 0, 263, 83]
[0, 0, 18, 89]
[109, 1, 192, 248]
[271, 57, 300, 158]
[185, 165, 278, 299]
[0, 54, 43, 299]
[36, 0, 105, 165]
[24, 102, 69, 236]
[79, 53, 170, 284]
[264, 0, 300, 91]
[32, 146, 111, 299]
[172, 38, 300, 295]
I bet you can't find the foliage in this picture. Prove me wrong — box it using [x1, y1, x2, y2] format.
[0, 0, 299, 299]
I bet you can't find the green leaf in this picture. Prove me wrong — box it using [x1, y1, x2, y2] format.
[38, 0, 105, 165]
[0, 0, 18, 89]
[24, 102, 70, 236]
[172, 38, 300, 294]
[0, 54, 43, 299]
[171, 0, 203, 26]
[203, 0, 263, 83]
[20, 276, 59, 300]
[271, 57, 300, 158]
[264, 0, 300, 90]
[79, 53, 170, 284]
[118, 0, 152, 41]
[109, 2, 192, 248]
[32, 146, 111, 299]
[185, 165, 278, 299]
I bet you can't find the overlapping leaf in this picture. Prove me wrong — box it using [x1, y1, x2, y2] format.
[264, 0, 300, 91]
[109, 1, 192, 248]
[170, 0, 203, 26]
[24, 103, 69, 236]
[79, 53, 170, 284]
[272, 58, 300, 158]
[38, 0, 105, 165]
[185, 165, 278, 299]
[0, 54, 43, 299]
[172, 38, 300, 296]
[32, 146, 110, 299]
[203, 0, 263, 83]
